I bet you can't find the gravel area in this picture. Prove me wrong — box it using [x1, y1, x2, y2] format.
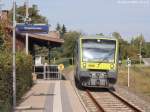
[115, 85, 150, 112]
[63, 67, 150, 112]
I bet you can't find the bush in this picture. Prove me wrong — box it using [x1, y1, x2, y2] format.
[0, 51, 33, 111]
[54, 58, 72, 67]
[131, 58, 144, 65]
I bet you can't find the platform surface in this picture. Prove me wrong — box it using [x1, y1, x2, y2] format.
[15, 80, 86, 112]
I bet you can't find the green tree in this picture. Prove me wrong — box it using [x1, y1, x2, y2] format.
[62, 31, 81, 57]
[112, 32, 139, 59]
[112, 32, 129, 59]
[130, 34, 146, 58]
[29, 5, 48, 23]
[131, 34, 145, 49]
[56, 23, 61, 32]
[56, 23, 67, 38]
[112, 32, 121, 40]
[9, 4, 48, 24]
[61, 24, 67, 37]
[0, 18, 11, 51]
[33, 44, 48, 56]
[0, 24, 4, 50]
[142, 42, 150, 57]
[96, 33, 104, 36]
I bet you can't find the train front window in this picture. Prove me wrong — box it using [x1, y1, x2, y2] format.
[82, 39, 116, 63]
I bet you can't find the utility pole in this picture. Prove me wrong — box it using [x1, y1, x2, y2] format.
[140, 41, 142, 65]
[12, 0, 16, 111]
[25, 0, 29, 54]
[0, 1, 2, 16]
[127, 62, 130, 87]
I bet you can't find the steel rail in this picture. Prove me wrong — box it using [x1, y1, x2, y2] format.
[109, 90, 143, 112]
[86, 89, 143, 112]
[86, 89, 105, 112]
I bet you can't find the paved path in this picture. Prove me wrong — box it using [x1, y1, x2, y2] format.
[15, 80, 86, 112]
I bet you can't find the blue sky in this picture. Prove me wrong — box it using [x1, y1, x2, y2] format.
[1, 0, 150, 41]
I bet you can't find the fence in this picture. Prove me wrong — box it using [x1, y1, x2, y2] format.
[33, 65, 61, 80]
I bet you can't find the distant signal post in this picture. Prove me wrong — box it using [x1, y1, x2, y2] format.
[127, 58, 131, 87]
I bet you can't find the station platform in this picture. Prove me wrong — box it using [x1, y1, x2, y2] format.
[15, 80, 86, 112]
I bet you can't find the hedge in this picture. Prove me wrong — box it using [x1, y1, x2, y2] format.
[0, 51, 33, 111]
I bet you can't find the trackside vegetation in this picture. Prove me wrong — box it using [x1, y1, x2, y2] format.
[117, 65, 150, 102]
[0, 16, 33, 111]
[0, 52, 33, 111]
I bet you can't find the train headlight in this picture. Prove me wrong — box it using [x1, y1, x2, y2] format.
[83, 63, 86, 67]
[110, 64, 114, 69]
[97, 39, 101, 42]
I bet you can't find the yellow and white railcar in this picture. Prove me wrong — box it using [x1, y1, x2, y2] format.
[74, 36, 119, 88]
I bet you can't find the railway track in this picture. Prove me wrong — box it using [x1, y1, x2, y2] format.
[80, 89, 144, 112]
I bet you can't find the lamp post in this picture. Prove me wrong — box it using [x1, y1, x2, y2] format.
[140, 41, 142, 65]
[0, 1, 2, 16]
[12, 0, 16, 111]
[25, 0, 29, 54]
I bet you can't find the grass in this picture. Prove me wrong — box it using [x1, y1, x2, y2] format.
[63, 64, 150, 102]
[117, 65, 150, 102]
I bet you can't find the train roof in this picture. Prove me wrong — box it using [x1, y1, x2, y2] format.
[80, 35, 117, 41]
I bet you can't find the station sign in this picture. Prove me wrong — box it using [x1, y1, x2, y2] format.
[16, 24, 49, 34]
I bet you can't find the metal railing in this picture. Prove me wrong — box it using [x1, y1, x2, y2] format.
[33, 65, 61, 80]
